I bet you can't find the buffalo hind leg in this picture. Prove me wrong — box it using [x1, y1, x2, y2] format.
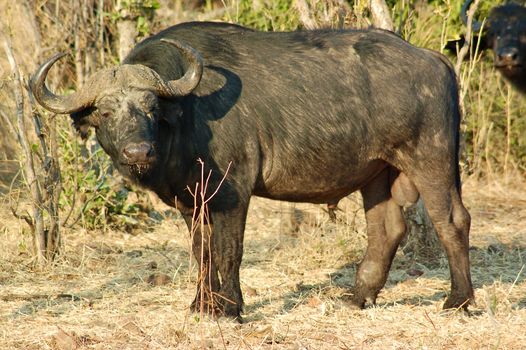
[412, 177, 473, 309]
[351, 167, 409, 308]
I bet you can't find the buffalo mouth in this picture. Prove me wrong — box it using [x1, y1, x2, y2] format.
[495, 63, 523, 68]
[126, 162, 155, 176]
[495, 63, 523, 75]
[121, 141, 157, 176]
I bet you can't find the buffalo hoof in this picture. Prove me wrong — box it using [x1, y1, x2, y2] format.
[190, 297, 243, 323]
[347, 297, 366, 310]
[221, 303, 243, 323]
[345, 287, 378, 310]
[442, 294, 472, 311]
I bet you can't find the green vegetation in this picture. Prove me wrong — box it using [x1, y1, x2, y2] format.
[57, 122, 143, 231]
[110, 0, 161, 37]
[224, 0, 301, 31]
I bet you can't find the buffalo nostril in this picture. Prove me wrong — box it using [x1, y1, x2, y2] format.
[499, 52, 517, 60]
[122, 142, 154, 163]
[497, 47, 520, 64]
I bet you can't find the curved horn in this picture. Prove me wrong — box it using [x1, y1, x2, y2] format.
[461, 0, 483, 33]
[30, 53, 97, 114]
[157, 38, 204, 97]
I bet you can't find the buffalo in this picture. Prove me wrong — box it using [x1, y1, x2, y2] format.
[449, 0, 526, 92]
[31, 21, 473, 320]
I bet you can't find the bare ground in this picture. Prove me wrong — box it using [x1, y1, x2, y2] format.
[0, 179, 525, 349]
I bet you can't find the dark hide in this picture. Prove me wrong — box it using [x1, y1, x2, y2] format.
[447, 2, 526, 93]
[37, 22, 473, 320]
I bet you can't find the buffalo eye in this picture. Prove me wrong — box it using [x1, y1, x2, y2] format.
[89, 109, 110, 128]
[145, 110, 155, 120]
[158, 102, 182, 127]
[100, 111, 111, 119]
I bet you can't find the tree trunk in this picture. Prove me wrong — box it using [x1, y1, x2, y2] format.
[399, 198, 441, 262]
[369, 0, 394, 31]
[117, 19, 137, 62]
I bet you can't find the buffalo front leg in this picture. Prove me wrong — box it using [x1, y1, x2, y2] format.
[180, 208, 221, 317]
[207, 204, 249, 319]
[351, 167, 408, 308]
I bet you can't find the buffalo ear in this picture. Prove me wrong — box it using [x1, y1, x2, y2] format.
[445, 37, 466, 53]
[159, 100, 183, 127]
[473, 35, 490, 52]
[70, 108, 94, 139]
[444, 35, 489, 58]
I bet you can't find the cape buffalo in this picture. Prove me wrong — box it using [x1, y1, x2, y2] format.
[31, 21, 473, 320]
[448, 0, 526, 92]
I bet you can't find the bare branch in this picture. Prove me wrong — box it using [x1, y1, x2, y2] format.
[455, 0, 482, 76]
[11, 207, 34, 229]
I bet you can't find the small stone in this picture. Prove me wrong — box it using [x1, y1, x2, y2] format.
[126, 250, 143, 258]
[147, 273, 171, 286]
[245, 286, 257, 297]
[307, 296, 322, 308]
[50, 329, 79, 350]
[146, 261, 158, 269]
[407, 268, 424, 277]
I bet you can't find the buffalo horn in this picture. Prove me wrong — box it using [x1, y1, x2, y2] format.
[461, 0, 483, 33]
[157, 39, 204, 97]
[30, 53, 97, 114]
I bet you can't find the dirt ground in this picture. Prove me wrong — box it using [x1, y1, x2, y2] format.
[0, 178, 525, 349]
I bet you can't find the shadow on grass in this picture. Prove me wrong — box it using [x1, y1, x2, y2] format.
[9, 273, 147, 318]
[8, 241, 192, 318]
[244, 242, 526, 320]
[6, 231, 526, 320]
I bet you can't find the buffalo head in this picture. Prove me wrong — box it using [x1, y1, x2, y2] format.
[450, 0, 526, 92]
[30, 39, 203, 179]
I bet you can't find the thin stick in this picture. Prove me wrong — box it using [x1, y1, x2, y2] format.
[203, 161, 232, 204]
[504, 85, 512, 184]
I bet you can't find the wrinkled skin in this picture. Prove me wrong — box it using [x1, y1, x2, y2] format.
[32, 22, 473, 320]
[447, 2, 526, 93]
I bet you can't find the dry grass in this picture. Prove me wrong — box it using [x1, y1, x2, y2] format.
[1, 180, 525, 349]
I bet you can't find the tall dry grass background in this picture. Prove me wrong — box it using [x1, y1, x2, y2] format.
[0, 0, 525, 349]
